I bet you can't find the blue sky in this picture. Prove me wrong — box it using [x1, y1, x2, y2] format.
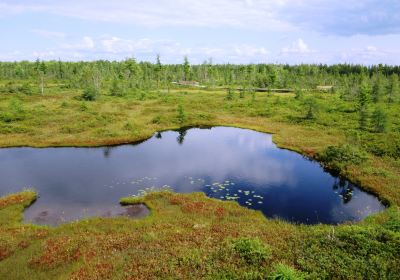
[1, 0, 400, 64]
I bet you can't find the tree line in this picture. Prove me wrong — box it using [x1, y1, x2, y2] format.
[0, 58, 398, 94]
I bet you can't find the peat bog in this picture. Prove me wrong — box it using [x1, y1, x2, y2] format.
[0, 127, 384, 226]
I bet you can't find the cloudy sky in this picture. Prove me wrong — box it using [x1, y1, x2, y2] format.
[1, 0, 399, 64]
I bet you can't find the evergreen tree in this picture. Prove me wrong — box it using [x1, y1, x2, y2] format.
[357, 80, 370, 130]
[34, 58, 41, 72]
[372, 75, 384, 103]
[358, 81, 370, 108]
[294, 88, 303, 100]
[304, 97, 317, 120]
[81, 86, 99, 101]
[371, 106, 389, 132]
[155, 54, 162, 88]
[183, 56, 191, 81]
[177, 104, 186, 125]
[39, 61, 47, 74]
[57, 59, 64, 79]
[358, 107, 369, 131]
[388, 74, 399, 103]
[225, 87, 234, 100]
[109, 78, 123, 96]
[123, 58, 141, 88]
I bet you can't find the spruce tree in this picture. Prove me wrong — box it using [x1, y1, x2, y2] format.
[388, 74, 399, 103]
[372, 75, 384, 103]
[183, 56, 191, 81]
[357, 80, 370, 130]
[371, 106, 389, 132]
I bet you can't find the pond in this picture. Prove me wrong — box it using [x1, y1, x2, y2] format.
[0, 127, 384, 226]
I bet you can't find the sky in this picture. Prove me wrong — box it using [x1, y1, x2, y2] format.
[0, 0, 400, 64]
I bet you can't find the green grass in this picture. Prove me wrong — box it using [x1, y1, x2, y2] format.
[0, 84, 400, 279]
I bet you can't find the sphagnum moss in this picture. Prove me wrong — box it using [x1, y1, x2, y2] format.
[0, 190, 398, 279]
[0, 87, 399, 279]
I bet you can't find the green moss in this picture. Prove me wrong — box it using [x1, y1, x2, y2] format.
[0, 190, 398, 279]
[0, 85, 399, 279]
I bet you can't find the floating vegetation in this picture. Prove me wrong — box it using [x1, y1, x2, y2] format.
[98, 171, 269, 215]
[200, 178, 265, 207]
[103, 175, 265, 211]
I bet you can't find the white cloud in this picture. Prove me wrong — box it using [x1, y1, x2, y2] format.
[2, 1, 400, 37]
[281, 39, 313, 54]
[0, 34, 271, 63]
[61, 36, 95, 50]
[0, 0, 295, 31]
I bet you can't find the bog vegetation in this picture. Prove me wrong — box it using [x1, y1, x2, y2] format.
[0, 57, 399, 279]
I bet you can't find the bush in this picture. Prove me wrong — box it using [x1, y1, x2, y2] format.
[0, 98, 25, 123]
[109, 79, 124, 97]
[138, 91, 146, 100]
[0, 82, 17, 94]
[81, 87, 98, 101]
[297, 226, 400, 279]
[371, 107, 389, 133]
[232, 237, 271, 265]
[151, 115, 162, 124]
[320, 144, 368, 171]
[226, 88, 234, 100]
[294, 88, 303, 100]
[303, 97, 317, 120]
[269, 263, 305, 280]
[176, 104, 186, 125]
[18, 83, 34, 95]
[364, 138, 400, 159]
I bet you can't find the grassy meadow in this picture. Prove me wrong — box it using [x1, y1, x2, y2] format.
[0, 79, 399, 279]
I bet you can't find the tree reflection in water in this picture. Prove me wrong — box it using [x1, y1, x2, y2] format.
[103, 147, 114, 158]
[176, 129, 187, 145]
[155, 132, 162, 139]
[332, 178, 354, 204]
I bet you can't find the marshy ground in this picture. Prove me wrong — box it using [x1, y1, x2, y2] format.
[0, 86, 399, 279]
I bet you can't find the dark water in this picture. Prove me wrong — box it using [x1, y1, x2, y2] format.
[0, 127, 384, 225]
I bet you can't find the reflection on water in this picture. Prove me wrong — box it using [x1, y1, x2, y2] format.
[332, 178, 354, 204]
[177, 129, 187, 145]
[0, 127, 385, 225]
[24, 203, 149, 226]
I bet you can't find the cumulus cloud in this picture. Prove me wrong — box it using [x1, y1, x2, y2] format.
[1, 0, 400, 63]
[61, 36, 95, 51]
[0, 0, 294, 31]
[0, 35, 270, 63]
[281, 39, 313, 54]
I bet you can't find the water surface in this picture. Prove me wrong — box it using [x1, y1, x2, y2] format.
[0, 127, 384, 225]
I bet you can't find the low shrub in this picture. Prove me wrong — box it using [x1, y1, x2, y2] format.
[176, 104, 186, 125]
[109, 79, 125, 97]
[81, 87, 99, 101]
[320, 144, 368, 171]
[232, 237, 271, 265]
[0, 98, 25, 123]
[269, 263, 305, 280]
[18, 83, 34, 95]
[151, 115, 162, 124]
